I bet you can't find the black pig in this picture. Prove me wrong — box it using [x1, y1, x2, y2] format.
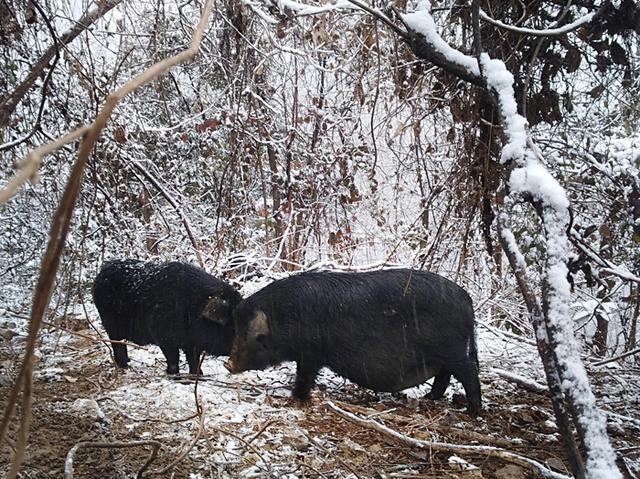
[93, 259, 241, 375]
[225, 269, 481, 415]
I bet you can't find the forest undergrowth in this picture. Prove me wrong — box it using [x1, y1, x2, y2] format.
[1, 292, 638, 479]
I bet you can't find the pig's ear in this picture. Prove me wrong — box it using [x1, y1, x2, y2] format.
[202, 296, 230, 325]
[248, 310, 269, 339]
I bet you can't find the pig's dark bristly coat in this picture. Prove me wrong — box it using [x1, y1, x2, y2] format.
[93, 259, 241, 375]
[227, 269, 481, 415]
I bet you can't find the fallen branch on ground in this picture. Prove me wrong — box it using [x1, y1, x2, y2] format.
[489, 367, 548, 394]
[245, 419, 280, 444]
[147, 411, 205, 476]
[96, 396, 200, 424]
[148, 353, 205, 476]
[305, 432, 363, 479]
[0, 3, 215, 476]
[590, 346, 640, 367]
[326, 401, 570, 479]
[64, 440, 162, 479]
[602, 409, 640, 429]
[207, 423, 274, 476]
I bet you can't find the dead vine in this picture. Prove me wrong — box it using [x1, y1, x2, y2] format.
[64, 440, 162, 479]
[0, 2, 215, 476]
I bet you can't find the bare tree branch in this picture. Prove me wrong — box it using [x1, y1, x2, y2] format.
[0, 125, 91, 206]
[0, 0, 61, 152]
[478, 7, 602, 37]
[591, 346, 640, 367]
[0, 4, 215, 475]
[0, 0, 124, 128]
[395, 5, 618, 477]
[128, 159, 204, 268]
[570, 231, 640, 283]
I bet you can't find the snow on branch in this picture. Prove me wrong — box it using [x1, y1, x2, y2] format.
[479, 9, 597, 37]
[391, 3, 621, 478]
[590, 346, 640, 367]
[489, 367, 548, 394]
[0, 3, 215, 476]
[570, 231, 640, 283]
[0, 126, 91, 206]
[254, 0, 406, 37]
[400, 8, 483, 86]
[277, 0, 357, 16]
[480, 47, 621, 479]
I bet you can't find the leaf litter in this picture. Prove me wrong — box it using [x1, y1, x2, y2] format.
[1, 305, 639, 478]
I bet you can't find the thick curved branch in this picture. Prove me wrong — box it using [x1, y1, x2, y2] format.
[0, 126, 91, 206]
[479, 7, 601, 37]
[398, 10, 485, 87]
[328, 401, 570, 479]
[0, 4, 214, 475]
[0, 0, 123, 128]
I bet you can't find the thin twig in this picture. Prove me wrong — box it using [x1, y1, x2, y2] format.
[148, 353, 205, 476]
[63, 440, 162, 479]
[0, 125, 91, 205]
[0, 3, 215, 474]
[245, 419, 280, 444]
[127, 159, 204, 268]
[147, 410, 205, 476]
[478, 7, 602, 37]
[0, 0, 61, 151]
[344, 0, 406, 38]
[0, 0, 123, 129]
[306, 432, 363, 479]
[39, 319, 149, 351]
[489, 367, 548, 394]
[208, 424, 275, 477]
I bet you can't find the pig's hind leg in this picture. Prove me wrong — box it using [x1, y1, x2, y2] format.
[449, 360, 481, 416]
[112, 342, 130, 368]
[160, 345, 180, 375]
[185, 346, 204, 376]
[426, 369, 452, 400]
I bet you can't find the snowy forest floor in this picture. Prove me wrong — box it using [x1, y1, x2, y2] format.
[1, 306, 639, 478]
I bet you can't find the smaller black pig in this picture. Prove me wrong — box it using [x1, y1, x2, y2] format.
[225, 269, 481, 415]
[93, 259, 241, 375]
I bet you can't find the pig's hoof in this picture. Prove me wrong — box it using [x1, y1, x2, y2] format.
[466, 404, 481, 417]
[291, 389, 311, 402]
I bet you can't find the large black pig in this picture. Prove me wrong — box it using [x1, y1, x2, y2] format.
[225, 269, 481, 415]
[93, 259, 242, 375]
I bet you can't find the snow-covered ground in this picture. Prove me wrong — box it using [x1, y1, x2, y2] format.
[2, 288, 639, 478]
